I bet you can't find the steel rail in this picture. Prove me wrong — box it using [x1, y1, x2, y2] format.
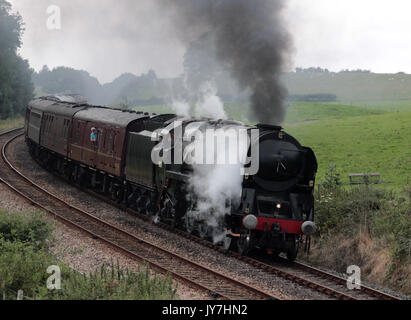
[0, 131, 279, 300]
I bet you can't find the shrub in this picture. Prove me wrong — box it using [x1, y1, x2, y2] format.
[0, 211, 53, 249]
[0, 211, 178, 300]
[373, 195, 411, 265]
[0, 241, 178, 300]
[313, 177, 410, 294]
[46, 262, 178, 300]
[322, 164, 342, 189]
[315, 186, 387, 235]
[0, 238, 57, 299]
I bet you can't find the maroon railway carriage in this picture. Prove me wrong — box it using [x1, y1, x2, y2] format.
[69, 107, 147, 177]
[25, 96, 149, 180]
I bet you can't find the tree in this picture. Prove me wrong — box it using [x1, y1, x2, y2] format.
[0, 0, 34, 119]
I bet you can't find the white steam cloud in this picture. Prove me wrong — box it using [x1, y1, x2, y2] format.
[184, 124, 249, 243]
[172, 82, 227, 120]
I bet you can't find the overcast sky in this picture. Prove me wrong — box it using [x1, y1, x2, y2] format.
[9, 0, 411, 83]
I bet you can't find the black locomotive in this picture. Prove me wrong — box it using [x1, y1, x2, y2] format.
[25, 96, 317, 261]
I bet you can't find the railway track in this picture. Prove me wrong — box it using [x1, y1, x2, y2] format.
[283, 258, 401, 300]
[88, 189, 403, 300]
[0, 129, 279, 300]
[4, 130, 404, 300]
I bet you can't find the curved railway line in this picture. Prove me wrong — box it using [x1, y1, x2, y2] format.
[0, 129, 278, 300]
[0, 129, 403, 300]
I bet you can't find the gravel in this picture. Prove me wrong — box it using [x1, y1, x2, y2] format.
[0, 177, 206, 300]
[4, 136, 352, 300]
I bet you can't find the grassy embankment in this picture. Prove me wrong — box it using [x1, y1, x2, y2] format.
[303, 182, 410, 295]
[0, 117, 24, 132]
[0, 211, 178, 300]
[283, 102, 410, 296]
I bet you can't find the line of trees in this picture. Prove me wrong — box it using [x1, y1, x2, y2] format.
[0, 0, 34, 120]
[295, 67, 371, 74]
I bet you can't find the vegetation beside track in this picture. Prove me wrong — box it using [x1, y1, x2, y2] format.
[0, 117, 24, 133]
[302, 167, 411, 296]
[0, 210, 178, 300]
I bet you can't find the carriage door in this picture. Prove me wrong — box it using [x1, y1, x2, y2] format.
[107, 129, 117, 175]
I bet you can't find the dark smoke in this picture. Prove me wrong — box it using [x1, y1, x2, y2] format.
[166, 0, 292, 125]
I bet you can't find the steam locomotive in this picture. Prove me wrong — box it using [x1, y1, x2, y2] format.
[25, 96, 318, 261]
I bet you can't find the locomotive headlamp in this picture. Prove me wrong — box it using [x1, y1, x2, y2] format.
[276, 204, 281, 209]
[243, 215, 258, 230]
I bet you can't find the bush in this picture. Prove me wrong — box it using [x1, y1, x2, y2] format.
[0, 211, 178, 300]
[46, 262, 178, 300]
[0, 238, 57, 299]
[315, 186, 387, 235]
[0, 211, 53, 249]
[322, 164, 342, 189]
[315, 181, 410, 264]
[0, 240, 178, 300]
[313, 176, 410, 293]
[373, 191, 411, 265]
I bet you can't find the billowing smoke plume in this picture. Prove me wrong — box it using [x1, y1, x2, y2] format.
[166, 0, 291, 125]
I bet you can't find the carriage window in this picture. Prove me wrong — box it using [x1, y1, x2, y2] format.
[75, 122, 80, 144]
[99, 129, 105, 152]
[66, 120, 71, 139]
[62, 120, 70, 139]
[46, 115, 50, 135]
[112, 133, 117, 153]
[103, 129, 107, 151]
[43, 115, 48, 134]
[64, 120, 68, 139]
[108, 130, 114, 153]
[49, 117, 54, 136]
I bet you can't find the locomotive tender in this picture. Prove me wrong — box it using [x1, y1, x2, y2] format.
[25, 96, 318, 261]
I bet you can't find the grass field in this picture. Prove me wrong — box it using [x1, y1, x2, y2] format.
[0, 117, 24, 132]
[283, 72, 411, 102]
[132, 101, 387, 125]
[345, 100, 411, 112]
[283, 102, 386, 124]
[285, 111, 411, 188]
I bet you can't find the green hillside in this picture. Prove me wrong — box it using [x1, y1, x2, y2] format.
[347, 100, 411, 112]
[133, 101, 387, 125]
[285, 111, 411, 188]
[283, 71, 411, 102]
[284, 102, 386, 124]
